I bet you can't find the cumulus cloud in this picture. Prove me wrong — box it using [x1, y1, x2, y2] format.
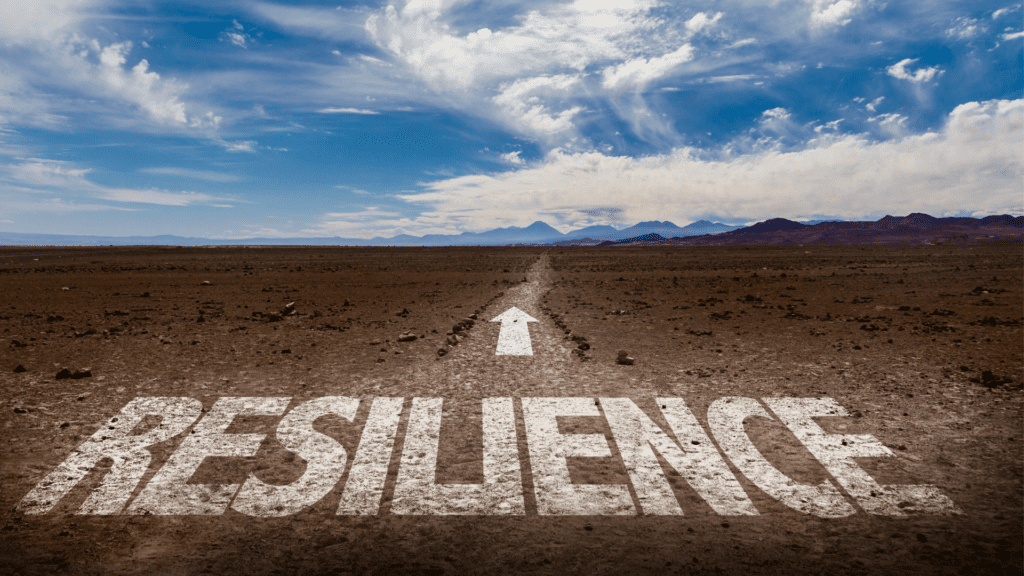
[0, 2, 223, 139]
[349, 98, 1023, 237]
[1004, 31, 1024, 41]
[809, 0, 861, 28]
[886, 58, 943, 83]
[361, 1, 727, 141]
[500, 151, 524, 165]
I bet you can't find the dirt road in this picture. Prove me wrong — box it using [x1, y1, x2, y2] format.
[1, 246, 1020, 575]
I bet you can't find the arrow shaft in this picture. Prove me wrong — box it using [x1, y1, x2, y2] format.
[495, 321, 533, 356]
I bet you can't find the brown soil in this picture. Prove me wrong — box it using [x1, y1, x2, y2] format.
[0, 245, 1020, 575]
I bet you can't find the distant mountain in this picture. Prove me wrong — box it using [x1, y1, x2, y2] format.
[0, 219, 741, 247]
[641, 214, 1024, 247]
[596, 233, 667, 246]
[4, 214, 1015, 247]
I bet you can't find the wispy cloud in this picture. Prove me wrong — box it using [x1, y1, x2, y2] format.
[6, 158, 235, 207]
[317, 107, 380, 115]
[139, 167, 242, 183]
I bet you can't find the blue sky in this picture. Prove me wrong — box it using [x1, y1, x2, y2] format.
[0, 0, 1021, 239]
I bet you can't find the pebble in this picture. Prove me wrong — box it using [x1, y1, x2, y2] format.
[13, 364, 27, 373]
[200, 280, 212, 286]
[397, 332, 418, 342]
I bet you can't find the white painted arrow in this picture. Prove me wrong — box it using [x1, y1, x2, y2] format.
[491, 307, 538, 356]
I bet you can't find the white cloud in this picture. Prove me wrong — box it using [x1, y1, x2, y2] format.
[221, 20, 252, 49]
[318, 107, 380, 114]
[865, 96, 884, 112]
[139, 167, 242, 183]
[809, 0, 861, 28]
[992, 6, 1018, 19]
[685, 12, 723, 35]
[886, 58, 943, 83]
[500, 151, 524, 165]
[1003, 31, 1024, 41]
[601, 43, 695, 91]
[221, 139, 258, 152]
[946, 17, 985, 40]
[360, 0, 723, 143]
[5, 158, 234, 206]
[370, 99, 1024, 235]
[493, 75, 584, 137]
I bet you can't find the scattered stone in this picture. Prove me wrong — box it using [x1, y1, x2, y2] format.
[55, 368, 73, 380]
[343, 298, 351, 306]
[281, 302, 297, 316]
[140, 291, 150, 297]
[200, 280, 212, 286]
[267, 313, 283, 322]
[13, 407, 27, 414]
[397, 332, 417, 342]
[969, 370, 1016, 388]
[61, 287, 70, 291]
[13, 364, 27, 373]
[10, 339, 27, 348]
[617, 350, 635, 365]
[437, 348, 447, 357]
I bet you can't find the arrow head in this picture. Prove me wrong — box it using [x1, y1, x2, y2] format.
[491, 306, 538, 323]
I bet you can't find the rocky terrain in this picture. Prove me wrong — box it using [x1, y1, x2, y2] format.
[0, 245, 1020, 575]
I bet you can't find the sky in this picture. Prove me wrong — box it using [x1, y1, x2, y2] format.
[0, 0, 1021, 239]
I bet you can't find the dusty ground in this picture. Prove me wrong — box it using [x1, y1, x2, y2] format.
[0, 245, 1020, 575]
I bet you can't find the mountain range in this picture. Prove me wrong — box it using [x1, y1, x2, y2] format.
[624, 214, 1023, 247]
[0, 220, 740, 247]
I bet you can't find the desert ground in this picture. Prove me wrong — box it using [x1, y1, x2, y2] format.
[1, 245, 1021, 575]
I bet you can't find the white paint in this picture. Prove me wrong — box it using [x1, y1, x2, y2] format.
[521, 397, 635, 515]
[764, 398, 960, 515]
[391, 398, 525, 514]
[232, 397, 359, 517]
[491, 306, 538, 356]
[126, 397, 291, 515]
[602, 398, 758, 515]
[707, 397, 855, 518]
[16, 397, 202, 515]
[336, 397, 404, 515]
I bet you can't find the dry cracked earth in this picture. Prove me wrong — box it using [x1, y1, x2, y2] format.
[0, 245, 1021, 575]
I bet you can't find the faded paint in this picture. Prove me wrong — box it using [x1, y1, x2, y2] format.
[232, 397, 359, 517]
[17, 397, 202, 515]
[522, 397, 635, 515]
[764, 397, 960, 515]
[391, 398, 525, 514]
[127, 397, 291, 515]
[707, 397, 856, 518]
[602, 398, 758, 515]
[336, 397, 404, 515]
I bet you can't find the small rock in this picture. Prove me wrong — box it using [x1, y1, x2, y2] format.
[200, 280, 212, 286]
[61, 287, 70, 291]
[13, 364, 27, 373]
[266, 313, 283, 322]
[281, 302, 296, 316]
[55, 368, 73, 380]
[617, 350, 629, 358]
[343, 298, 351, 306]
[13, 407, 27, 414]
[71, 368, 92, 380]
[437, 348, 448, 357]
[397, 332, 417, 342]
